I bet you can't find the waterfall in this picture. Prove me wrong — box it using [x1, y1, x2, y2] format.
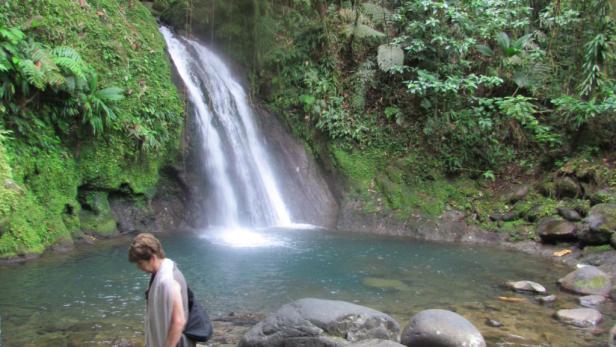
[160, 27, 292, 228]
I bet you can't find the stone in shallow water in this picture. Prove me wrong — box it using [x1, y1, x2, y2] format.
[362, 277, 411, 291]
[558, 265, 612, 296]
[536, 294, 557, 303]
[506, 280, 546, 294]
[485, 318, 503, 328]
[556, 308, 602, 328]
[239, 298, 400, 347]
[579, 295, 606, 308]
[401, 309, 486, 347]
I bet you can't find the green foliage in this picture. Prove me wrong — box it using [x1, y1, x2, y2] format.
[0, 0, 184, 257]
[0, 23, 125, 140]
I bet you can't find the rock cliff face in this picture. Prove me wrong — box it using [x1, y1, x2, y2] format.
[256, 107, 339, 228]
[181, 102, 340, 229]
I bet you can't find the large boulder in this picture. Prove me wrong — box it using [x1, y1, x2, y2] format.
[554, 176, 581, 198]
[557, 207, 582, 222]
[588, 203, 616, 230]
[401, 309, 486, 347]
[505, 185, 529, 203]
[537, 217, 577, 243]
[239, 298, 400, 347]
[555, 308, 602, 327]
[579, 203, 616, 245]
[558, 266, 612, 296]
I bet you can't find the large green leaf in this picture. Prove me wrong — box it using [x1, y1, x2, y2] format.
[377, 44, 404, 71]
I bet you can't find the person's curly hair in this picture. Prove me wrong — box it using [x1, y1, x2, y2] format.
[128, 233, 165, 263]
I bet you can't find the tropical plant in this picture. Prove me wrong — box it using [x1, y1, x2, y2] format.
[1, 25, 123, 140]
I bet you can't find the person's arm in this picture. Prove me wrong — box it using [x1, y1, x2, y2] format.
[164, 280, 186, 347]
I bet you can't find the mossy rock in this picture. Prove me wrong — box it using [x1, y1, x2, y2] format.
[587, 203, 616, 234]
[591, 188, 616, 205]
[554, 176, 581, 198]
[537, 179, 556, 197]
[558, 266, 612, 296]
[79, 190, 111, 215]
[79, 210, 118, 237]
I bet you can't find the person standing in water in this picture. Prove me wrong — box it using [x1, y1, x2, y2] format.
[129, 233, 195, 347]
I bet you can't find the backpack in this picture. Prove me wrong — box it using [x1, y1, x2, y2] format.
[184, 286, 213, 342]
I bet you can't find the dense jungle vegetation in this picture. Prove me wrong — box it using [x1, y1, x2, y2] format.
[1, 0, 615, 257]
[0, 0, 183, 257]
[158, 0, 616, 236]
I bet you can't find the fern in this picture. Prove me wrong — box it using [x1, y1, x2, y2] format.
[51, 47, 88, 82]
[344, 23, 386, 39]
[18, 59, 46, 89]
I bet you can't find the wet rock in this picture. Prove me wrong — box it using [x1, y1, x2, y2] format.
[555, 308, 602, 328]
[239, 298, 400, 347]
[579, 203, 616, 245]
[485, 318, 503, 328]
[587, 203, 616, 233]
[346, 339, 405, 347]
[401, 309, 486, 347]
[537, 217, 577, 244]
[557, 207, 582, 222]
[555, 176, 581, 198]
[558, 266, 612, 296]
[579, 295, 606, 307]
[610, 325, 616, 347]
[506, 281, 546, 294]
[524, 204, 543, 223]
[537, 294, 557, 303]
[505, 185, 529, 203]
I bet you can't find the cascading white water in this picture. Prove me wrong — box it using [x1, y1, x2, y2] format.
[160, 27, 292, 229]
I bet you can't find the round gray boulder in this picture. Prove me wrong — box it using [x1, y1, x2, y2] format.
[537, 217, 578, 243]
[558, 265, 612, 296]
[557, 207, 582, 221]
[346, 339, 405, 347]
[401, 309, 486, 347]
[239, 298, 400, 347]
[579, 203, 616, 245]
[555, 308, 602, 327]
[579, 294, 606, 307]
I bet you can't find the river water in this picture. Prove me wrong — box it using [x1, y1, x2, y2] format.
[0, 228, 612, 346]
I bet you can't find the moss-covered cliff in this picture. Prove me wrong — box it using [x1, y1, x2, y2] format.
[152, 0, 616, 246]
[0, 0, 184, 258]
